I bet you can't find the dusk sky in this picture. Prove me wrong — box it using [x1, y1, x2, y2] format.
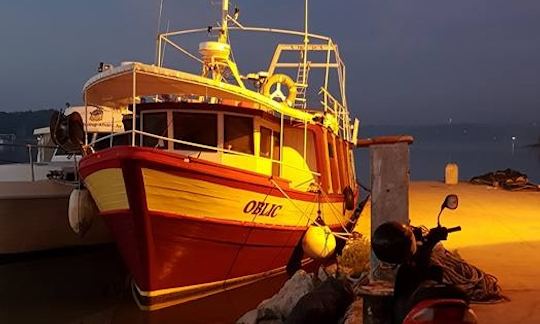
[0, 0, 539, 125]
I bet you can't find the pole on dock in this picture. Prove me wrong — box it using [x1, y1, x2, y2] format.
[356, 136, 413, 324]
[357, 135, 413, 280]
[27, 144, 35, 182]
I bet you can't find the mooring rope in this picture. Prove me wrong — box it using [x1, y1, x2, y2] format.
[269, 178, 351, 241]
[269, 178, 324, 227]
[318, 186, 352, 235]
[430, 244, 507, 304]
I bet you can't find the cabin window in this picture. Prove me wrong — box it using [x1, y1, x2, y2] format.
[224, 115, 253, 154]
[173, 112, 217, 151]
[260, 127, 272, 158]
[142, 112, 168, 148]
[260, 126, 280, 176]
[272, 131, 281, 176]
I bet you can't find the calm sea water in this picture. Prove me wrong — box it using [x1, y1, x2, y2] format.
[0, 245, 290, 324]
[355, 123, 540, 186]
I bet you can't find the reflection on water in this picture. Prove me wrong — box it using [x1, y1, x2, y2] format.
[0, 245, 288, 324]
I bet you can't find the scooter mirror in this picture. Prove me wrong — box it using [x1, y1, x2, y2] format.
[443, 194, 459, 210]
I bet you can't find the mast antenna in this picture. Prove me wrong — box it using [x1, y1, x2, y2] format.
[219, 0, 229, 43]
[155, 0, 165, 64]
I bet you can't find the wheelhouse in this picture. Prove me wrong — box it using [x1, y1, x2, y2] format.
[82, 25, 359, 195]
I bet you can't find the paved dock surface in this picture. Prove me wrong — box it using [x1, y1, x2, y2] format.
[355, 181, 540, 323]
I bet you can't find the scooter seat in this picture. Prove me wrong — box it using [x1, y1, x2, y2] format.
[409, 280, 468, 307]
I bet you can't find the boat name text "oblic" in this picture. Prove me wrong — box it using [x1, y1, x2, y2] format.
[243, 201, 282, 217]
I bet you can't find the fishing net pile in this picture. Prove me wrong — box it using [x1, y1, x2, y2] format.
[336, 233, 371, 277]
[470, 168, 540, 191]
[431, 244, 507, 303]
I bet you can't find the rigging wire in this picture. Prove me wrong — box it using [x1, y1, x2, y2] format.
[270, 179, 350, 241]
[270, 178, 323, 228]
[318, 185, 352, 235]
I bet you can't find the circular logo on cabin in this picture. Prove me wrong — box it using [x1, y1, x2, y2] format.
[89, 107, 104, 122]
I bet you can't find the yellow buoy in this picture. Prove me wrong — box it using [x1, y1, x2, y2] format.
[445, 163, 459, 185]
[302, 225, 336, 259]
[68, 188, 98, 237]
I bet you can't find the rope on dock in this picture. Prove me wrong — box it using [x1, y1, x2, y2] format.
[470, 168, 540, 191]
[431, 244, 508, 304]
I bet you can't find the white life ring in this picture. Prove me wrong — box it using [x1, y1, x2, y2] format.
[262, 74, 298, 107]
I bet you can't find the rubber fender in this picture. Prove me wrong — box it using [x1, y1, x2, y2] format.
[343, 186, 355, 211]
[302, 225, 336, 259]
[68, 188, 99, 237]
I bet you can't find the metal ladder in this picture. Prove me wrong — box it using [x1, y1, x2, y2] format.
[294, 61, 310, 109]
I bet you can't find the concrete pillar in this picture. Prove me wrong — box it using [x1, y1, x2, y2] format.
[355, 136, 413, 324]
[357, 135, 413, 281]
[370, 142, 410, 280]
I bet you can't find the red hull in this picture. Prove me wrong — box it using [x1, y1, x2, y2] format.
[103, 209, 305, 292]
[80, 147, 353, 309]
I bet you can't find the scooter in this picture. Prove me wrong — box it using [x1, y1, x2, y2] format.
[375, 194, 479, 324]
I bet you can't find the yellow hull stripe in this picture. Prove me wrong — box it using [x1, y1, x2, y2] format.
[84, 168, 129, 212]
[142, 168, 350, 228]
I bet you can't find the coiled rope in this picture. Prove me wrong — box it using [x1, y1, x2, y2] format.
[431, 244, 507, 304]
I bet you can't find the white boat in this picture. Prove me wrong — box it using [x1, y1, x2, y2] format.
[0, 106, 123, 255]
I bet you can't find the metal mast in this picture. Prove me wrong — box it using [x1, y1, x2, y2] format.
[219, 0, 229, 44]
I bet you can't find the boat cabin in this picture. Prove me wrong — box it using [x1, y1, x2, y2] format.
[111, 99, 355, 195]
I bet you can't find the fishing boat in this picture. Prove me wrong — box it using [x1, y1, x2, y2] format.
[78, 0, 360, 310]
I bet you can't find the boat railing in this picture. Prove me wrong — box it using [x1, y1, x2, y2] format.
[156, 27, 333, 68]
[155, 26, 354, 142]
[319, 87, 353, 141]
[90, 129, 321, 178]
[157, 27, 342, 102]
[0, 142, 72, 182]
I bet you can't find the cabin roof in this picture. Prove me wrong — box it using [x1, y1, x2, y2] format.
[83, 62, 314, 123]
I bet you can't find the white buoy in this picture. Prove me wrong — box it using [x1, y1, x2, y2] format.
[302, 225, 336, 259]
[445, 163, 459, 185]
[68, 188, 98, 237]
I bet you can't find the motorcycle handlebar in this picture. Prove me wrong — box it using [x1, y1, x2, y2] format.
[447, 226, 462, 233]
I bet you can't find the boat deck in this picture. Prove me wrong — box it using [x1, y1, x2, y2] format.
[0, 163, 73, 182]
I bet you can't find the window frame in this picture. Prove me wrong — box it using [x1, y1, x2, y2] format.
[140, 110, 170, 149]
[223, 113, 255, 155]
[172, 110, 219, 152]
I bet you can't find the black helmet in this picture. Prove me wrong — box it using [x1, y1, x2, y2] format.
[372, 221, 416, 264]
